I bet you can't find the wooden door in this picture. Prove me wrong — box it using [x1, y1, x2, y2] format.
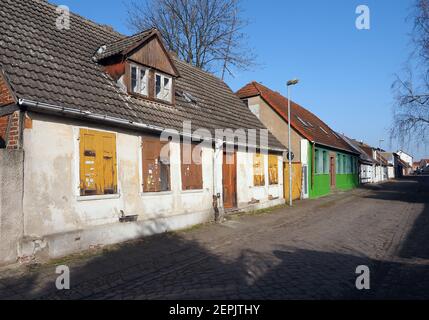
[223, 152, 237, 209]
[284, 163, 302, 201]
[330, 156, 336, 188]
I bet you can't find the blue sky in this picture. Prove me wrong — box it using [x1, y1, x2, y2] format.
[52, 0, 427, 160]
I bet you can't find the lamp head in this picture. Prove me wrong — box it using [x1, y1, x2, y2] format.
[287, 79, 299, 86]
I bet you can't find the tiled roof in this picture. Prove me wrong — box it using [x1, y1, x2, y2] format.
[236, 82, 357, 154]
[0, 0, 285, 151]
[341, 135, 374, 165]
[350, 139, 389, 166]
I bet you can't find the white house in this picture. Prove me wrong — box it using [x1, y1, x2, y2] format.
[0, 0, 286, 264]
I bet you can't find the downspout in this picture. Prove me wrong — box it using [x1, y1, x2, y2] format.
[212, 139, 223, 222]
[311, 141, 316, 189]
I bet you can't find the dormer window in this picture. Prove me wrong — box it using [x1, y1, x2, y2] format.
[155, 72, 172, 103]
[130, 65, 148, 96]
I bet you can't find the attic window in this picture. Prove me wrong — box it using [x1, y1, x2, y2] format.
[320, 126, 329, 135]
[296, 116, 309, 127]
[155, 72, 172, 103]
[130, 64, 148, 96]
[183, 92, 197, 104]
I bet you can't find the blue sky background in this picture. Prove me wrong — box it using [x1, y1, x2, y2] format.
[52, 0, 427, 160]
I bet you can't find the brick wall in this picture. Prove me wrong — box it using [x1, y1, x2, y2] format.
[0, 111, 20, 149]
[0, 73, 14, 106]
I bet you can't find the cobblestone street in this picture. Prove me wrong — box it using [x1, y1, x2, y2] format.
[1, 176, 428, 300]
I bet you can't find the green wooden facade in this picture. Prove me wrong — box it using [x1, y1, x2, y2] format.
[308, 143, 359, 199]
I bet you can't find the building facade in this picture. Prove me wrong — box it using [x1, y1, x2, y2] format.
[0, 0, 286, 264]
[237, 82, 360, 200]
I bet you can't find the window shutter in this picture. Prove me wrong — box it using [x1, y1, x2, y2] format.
[101, 133, 117, 194]
[80, 129, 117, 196]
[143, 139, 160, 193]
[181, 143, 203, 190]
[80, 130, 98, 195]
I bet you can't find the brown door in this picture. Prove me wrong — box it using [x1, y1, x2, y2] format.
[223, 152, 237, 209]
[330, 156, 336, 188]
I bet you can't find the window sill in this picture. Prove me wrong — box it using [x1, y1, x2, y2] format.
[76, 194, 120, 202]
[140, 191, 174, 197]
[181, 189, 206, 194]
[251, 185, 266, 189]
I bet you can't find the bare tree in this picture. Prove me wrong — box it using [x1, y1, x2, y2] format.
[392, 0, 429, 145]
[126, 0, 256, 78]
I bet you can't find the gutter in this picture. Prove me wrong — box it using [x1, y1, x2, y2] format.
[314, 141, 360, 156]
[18, 99, 287, 153]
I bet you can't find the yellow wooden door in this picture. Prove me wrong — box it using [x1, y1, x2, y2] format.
[284, 163, 302, 201]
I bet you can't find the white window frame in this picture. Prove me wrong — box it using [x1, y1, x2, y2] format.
[155, 72, 172, 103]
[130, 64, 148, 96]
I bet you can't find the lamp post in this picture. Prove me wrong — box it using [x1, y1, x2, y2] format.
[379, 139, 385, 181]
[287, 79, 299, 207]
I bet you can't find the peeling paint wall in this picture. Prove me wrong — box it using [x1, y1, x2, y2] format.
[19, 113, 284, 259]
[0, 150, 24, 265]
[236, 151, 284, 208]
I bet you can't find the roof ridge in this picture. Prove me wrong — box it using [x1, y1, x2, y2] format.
[107, 28, 155, 45]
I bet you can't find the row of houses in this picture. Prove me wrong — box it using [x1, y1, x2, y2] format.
[413, 159, 429, 173]
[0, 0, 414, 265]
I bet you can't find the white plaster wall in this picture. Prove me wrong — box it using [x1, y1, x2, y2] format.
[398, 152, 413, 167]
[236, 151, 283, 207]
[20, 114, 285, 259]
[300, 139, 309, 198]
[387, 166, 395, 179]
[360, 164, 373, 184]
[22, 114, 214, 239]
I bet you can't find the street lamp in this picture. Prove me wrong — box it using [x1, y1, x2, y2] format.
[379, 139, 385, 181]
[287, 79, 299, 207]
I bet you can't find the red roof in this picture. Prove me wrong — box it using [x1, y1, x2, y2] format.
[236, 82, 357, 154]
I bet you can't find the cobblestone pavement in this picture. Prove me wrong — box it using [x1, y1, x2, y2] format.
[1, 176, 428, 300]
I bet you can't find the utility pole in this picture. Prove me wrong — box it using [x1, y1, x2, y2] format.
[286, 79, 299, 206]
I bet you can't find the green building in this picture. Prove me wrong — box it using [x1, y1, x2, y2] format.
[237, 81, 360, 201]
[308, 144, 359, 199]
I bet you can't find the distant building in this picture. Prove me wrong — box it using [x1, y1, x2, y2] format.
[397, 150, 413, 175]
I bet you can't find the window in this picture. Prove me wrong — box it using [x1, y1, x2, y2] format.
[181, 143, 203, 190]
[79, 129, 117, 196]
[323, 150, 329, 174]
[155, 73, 172, 102]
[296, 116, 309, 127]
[336, 154, 341, 174]
[253, 153, 265, 186]
[342, 155, 347, 174]
[315, 148, 324, 174]
[268, 155, 279, 185]
[142, 137, 171, 193]
[130, 65, 148, 96]
[319, 126, 329, 135]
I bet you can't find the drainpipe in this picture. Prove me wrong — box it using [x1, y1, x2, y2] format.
[311, 142, 316, 189]
[212, 139, 224, 222]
